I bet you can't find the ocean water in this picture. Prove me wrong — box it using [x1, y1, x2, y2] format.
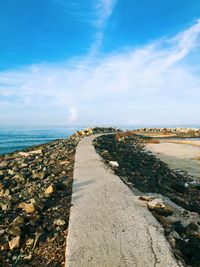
[0, 126, 84, 155]
[0, 125, 133, 155]
[0, 125, 199, 155]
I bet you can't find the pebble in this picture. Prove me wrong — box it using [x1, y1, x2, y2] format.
[44, 185, 54, 194]
[109, 161, 119, 168]
[8, 236, 20, 250]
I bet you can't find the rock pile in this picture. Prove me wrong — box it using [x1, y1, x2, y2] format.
[139, 195, 200, 266]
[94, 132, 200, 266]
[73, 126, 119, 138]
[0, 137, 77, 266]
[0, 127, 116, 267]
[135, 127, 200, 137]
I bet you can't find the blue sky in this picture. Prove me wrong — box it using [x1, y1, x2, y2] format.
[1, 0, 200, 126]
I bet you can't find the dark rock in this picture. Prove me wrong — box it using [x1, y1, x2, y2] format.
[185, 222, 198, 236]
[55, 181, 66, 191]
[172, 221, 185, 235]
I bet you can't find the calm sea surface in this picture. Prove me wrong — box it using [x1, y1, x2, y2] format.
[0, 125, 199, 155]
[0, 126, 84, 155]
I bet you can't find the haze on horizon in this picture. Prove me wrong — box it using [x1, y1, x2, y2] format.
[1, 0, 200, 126]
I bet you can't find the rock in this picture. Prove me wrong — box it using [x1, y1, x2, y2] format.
[84, 128, 93, 136]
[139, 196, 154, 202]
[108, 161, 119, 168]
[18, 152, 30, 157]
[4, 189, 10, 196]
[9, 226, 21, 237]
[13, 174, 24, 183]
[32, 171, 45, 179]
[0, 182, 4, 190]
[13, 216, 24, 225]
[185, 222, 198, 236]
[21, 149, 42, 156]
[1, 203, 9, 211]
[172, 182, 187, 193]
[147, 199, 165, 209]
[8, 169, 14, 175]
[8, 236, 20, 250]
[177, 236, 200, 265]
[60, 160, 70, 165]
[30, 198, 36, 204]
[55, 181, 66, 191]
[44, 185, 54, 194]
[147, 199, 173, 216]
[0, 229, 5, 235]
[19, 202, 35, 213]
[48, 159, 55, 165]
[54, 219, 66, 226]
[21, 163, 28, 168]
[31, 149, 42, 154]
[23, 253, 33, 260]
[26, 238, 34, 246]
[0, 162, 7, 170]
[172, 221, 185, 235]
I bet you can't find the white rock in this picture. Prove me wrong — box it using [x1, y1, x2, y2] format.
[147, 199, 165, 209]
[109, 161, 119, 168]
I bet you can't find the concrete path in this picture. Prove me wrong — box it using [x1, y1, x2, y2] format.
[65, 135, 181, 267]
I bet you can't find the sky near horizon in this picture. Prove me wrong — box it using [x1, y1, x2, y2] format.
[1, 0, 200, 126]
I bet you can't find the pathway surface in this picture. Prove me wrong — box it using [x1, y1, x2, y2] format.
[65, 135, 181, 267]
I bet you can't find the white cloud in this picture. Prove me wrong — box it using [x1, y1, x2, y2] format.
[162, 19, 200, 68]
[1, 20, 200, 125]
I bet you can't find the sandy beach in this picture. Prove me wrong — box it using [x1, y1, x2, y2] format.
[146, 141, 200, 179]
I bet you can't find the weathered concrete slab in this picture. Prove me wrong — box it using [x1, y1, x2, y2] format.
[65, 135, 181, 267]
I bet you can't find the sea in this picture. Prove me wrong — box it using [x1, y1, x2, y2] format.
[0, 126, 85, 155]
[0, 125, 199, 155]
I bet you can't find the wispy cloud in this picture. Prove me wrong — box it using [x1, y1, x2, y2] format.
[90, 0, 117, 54]
[162, 18, 200, 68]
[51, 0, 117, 55]
[1, 20, 200, 125]
[95, 0, 116, 28]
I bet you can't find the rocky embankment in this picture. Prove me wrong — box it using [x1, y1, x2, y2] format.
[0, 127, 117, 267]
[135, 127, 200, 138]
[94, 132, 200, 267]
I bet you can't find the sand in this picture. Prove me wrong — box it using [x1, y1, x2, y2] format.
[161, 139, 200, 147]
[146, 141, 200, 179]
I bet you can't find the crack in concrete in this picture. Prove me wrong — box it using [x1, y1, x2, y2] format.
[146, 226, 159, 267]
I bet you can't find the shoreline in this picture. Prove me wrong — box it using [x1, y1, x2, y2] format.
[0, 127, 117, 267]
[1, 127, 200, 266]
